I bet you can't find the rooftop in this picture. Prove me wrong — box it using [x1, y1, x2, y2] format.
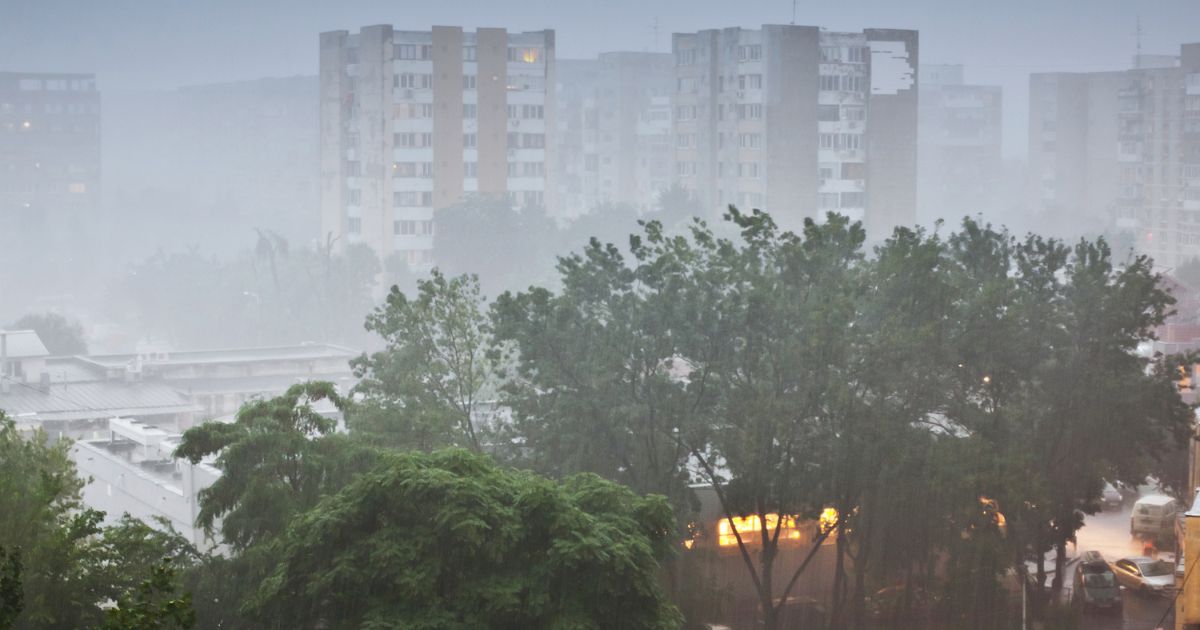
[0, 330, 49, 359]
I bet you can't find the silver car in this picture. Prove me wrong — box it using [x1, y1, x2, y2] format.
[1112, 557, 1176, 596]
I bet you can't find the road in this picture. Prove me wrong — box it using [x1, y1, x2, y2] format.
[1071, 498, 1176, 630]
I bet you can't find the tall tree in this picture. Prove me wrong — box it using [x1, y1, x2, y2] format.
[173, 382, 377, 551]
[247, 449, 682, 630]
[353, 271, 495, 452]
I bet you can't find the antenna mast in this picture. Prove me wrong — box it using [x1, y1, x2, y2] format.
[1135, 15, 1142, 68]
[791, 0, 797, 25]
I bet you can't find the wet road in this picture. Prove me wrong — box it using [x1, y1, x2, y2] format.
[1071, 500, 1175, 630]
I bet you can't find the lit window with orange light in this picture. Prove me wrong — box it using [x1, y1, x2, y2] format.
[716, 514, 802, 547]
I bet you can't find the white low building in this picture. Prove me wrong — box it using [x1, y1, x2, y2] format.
[72, 417, 221, 549]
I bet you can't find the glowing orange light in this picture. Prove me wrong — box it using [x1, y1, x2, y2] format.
[819, 507, 839, 535]
[717, 514, 799, 547]
[522, 48, 539, 63]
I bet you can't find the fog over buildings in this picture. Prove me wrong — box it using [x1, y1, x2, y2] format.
[5, 3, 1200, 628]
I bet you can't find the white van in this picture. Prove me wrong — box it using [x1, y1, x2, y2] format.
[1131, 495, 1179, 540]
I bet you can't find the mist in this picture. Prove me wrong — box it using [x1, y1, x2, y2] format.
[3, 2, 1200, 629]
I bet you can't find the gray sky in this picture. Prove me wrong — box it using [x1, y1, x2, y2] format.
[3, 0, 1198, 157]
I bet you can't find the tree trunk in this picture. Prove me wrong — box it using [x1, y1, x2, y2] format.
[830, 527, 847, 628]
[1051, 540, 1066, 596]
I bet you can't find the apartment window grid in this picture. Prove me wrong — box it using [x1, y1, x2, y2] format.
[394, 219, 434, 236]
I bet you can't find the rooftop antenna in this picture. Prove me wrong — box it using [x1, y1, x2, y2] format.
[650, 17, 660, 52]
[1135, 15, 1142, 68]
[791, 0, 797, 25]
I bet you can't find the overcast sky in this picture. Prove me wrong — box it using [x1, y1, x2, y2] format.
[3, 0, 1198, 157]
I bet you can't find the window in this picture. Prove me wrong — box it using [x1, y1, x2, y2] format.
[818, 105, 840, 122]
[847, 47, 867, 63]
[820, 75, 840, 91]
[392, 162, 433, 177]
[394, 220, 432, 236]
[739, 162, 760, 178]
[409, 104, 433, 118]
[739, 104, 762, 119]
[820, 133, 838, 149]
[348, 190, 362, 205]
[819, 165, 835, 180]
[841, 163, 866, 179]
[394, 44, 417, 60]
[463, 104, 477, 118]
[738, 45, 762, 61]
[522, 104, 544, 119]
[463, 133, 477, 148]
[394, 132, 432, 148]
[463, 75, 476, 90]
[843, 107, 865, 121]
[508, 47, 542, 63]
[677, 134, 694, 149]
[507, 132, 520, 149]
[738, 74, 762, 90]
[507, 162, 519, 177]
[676, 49, 696, 66]
[821, 46, 840, 62]
[840, 192, 865, 207]
[394, 191, 432, 207]
[522, 133, 545, 149]
[842, 134, 861, 150]
[677, 77, 696, 93]
[522, 162, 544, 176]
[523, 191, 544, 206]
[348, 217, 362, 234]
[739, 133, 762, 149]
[508, 104, 518, 119]
[842, 76, 866, 92]
[463, 46, 476, 61]
[820, 193, 839, 208]
[395, 73, 432, 89]
[464, 162, 477, 177]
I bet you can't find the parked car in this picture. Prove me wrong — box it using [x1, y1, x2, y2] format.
[1101, 483, 1123, 510]
[1112, 556, 1176, 596]
[1131, 495, 1179, 541]
[1072, 551, 1121, 612]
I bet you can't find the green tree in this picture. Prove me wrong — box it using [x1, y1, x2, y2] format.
[353, 271, 495, 452]
[102, 560, 195, 630]
[0, 547, 20, 630]
[9, 312, 87, 355]
[173, 382, 377, 551]
[248, 448, 682, 630]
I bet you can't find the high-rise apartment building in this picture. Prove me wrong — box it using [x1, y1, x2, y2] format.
[319, 26, 555, 269]
[0, 72, 100, 215]
[917, 64, 1002, 225]
[555, 52, 674, 216]
[672, 25, 918, 237]
[1029, 44, 1200, 267]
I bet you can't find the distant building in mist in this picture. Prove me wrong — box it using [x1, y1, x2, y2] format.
[917, 65, 1002, 225]
[555, 52, 674, 216]
[671, 25, 919, 238]
[319, 26, 555, 270]
[0, 72, 100, 215]
[1028, 43, 1200, 268]
[103, 76, 319, 252]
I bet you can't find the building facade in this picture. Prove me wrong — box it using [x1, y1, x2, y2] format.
[671, 25, 918, 237]
[1029, 43, 1200, 267]
[320, 26, 555, 269]
[555, 52, 674, 216]
[0, 72, 100, 216]
[917, 64, 1002, 225]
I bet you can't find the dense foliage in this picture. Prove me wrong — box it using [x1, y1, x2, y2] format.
[0, 412, 198, 629]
